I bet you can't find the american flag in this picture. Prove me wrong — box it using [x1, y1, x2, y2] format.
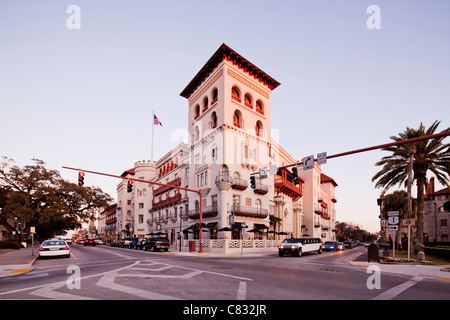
[154, 114, 163, 127]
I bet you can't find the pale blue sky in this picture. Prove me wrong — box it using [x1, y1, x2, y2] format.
[1, 1, 449, 232]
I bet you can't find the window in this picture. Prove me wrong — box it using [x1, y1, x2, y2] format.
[255, 199, 261, 213]
[232, 195, 240, 210]
[202, 97, 209, 112]
[244, 93, 253, 108]
[441, 219, 448, 227]
[231, 86, 241, 102]
[139, 203, 144, 209]
[194, 126, 200, 140]
[211, 111, 217, 128]
[211, 195, 217, 209]
[211, 88, 218, 104]
[195, 104, 200, 119]
[138, 215, 144, 224]
[256, 100, 264, 114]
[255, 121, 263, 137]
[233, 110, 241, 128]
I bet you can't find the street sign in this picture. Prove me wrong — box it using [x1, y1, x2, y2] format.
[303, 155, 314, 170]
[229, 214, 235, 226]
[388, 225, 399, 231]
[388, 216, 399, 225]
[402, 219, 416, 227]
[269, 164, 278, 176]
[156, 223, 161, 231]
[387, 211, 399, 217]
[259, 167, 268, 179]
[317, 152, 327, 165]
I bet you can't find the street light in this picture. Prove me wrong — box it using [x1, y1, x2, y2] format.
[179, 206, 185, 252]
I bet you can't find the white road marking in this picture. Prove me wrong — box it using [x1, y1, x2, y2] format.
[373, 276, 424, 300]
[237, 281, 247, 300]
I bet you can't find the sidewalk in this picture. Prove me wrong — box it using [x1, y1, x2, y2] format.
[0, 246, 38, 279]
[350, 251, 450, 281]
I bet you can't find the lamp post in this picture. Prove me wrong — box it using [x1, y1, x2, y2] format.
[179, 206, 183, 252]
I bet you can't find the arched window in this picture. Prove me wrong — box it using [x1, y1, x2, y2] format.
[202, 97, 209, 112]
[231, 86, 241, 102]
[255, 199, 261, 213]
[211, 88, 218, 104]
[255, 121, 263, 137]
[244, 93, 253, 108]
[256, 100, 264, 115]
[195, 104, 200, 119]
[194, 126, 200, 140]
[233, 110, 241, 128]
[211, 111, 217, 128]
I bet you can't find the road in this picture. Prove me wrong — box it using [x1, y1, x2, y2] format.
[0, 244, 449, 303]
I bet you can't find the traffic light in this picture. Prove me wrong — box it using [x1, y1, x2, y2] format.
[78, 172, 85, 186]
[250, 175, 256, 189]
[127, 179, 133, 193]
[194, 223, 200, 229]
[292, 167, 299, 185]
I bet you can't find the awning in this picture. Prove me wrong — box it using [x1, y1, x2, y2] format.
[204, 222, 217, 229]
[254, 223, 269, 230]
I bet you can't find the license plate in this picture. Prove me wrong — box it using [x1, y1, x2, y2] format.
[50, 248, 59, 251]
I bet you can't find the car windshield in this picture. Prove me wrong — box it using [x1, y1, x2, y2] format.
[43, 240, 66, 246]
[282, 239, 301, 244]
[324, 241, 335, 245]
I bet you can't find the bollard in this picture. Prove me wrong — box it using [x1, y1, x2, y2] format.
[417, 251, 425, 262]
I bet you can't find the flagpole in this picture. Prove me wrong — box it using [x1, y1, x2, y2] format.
[151, 109, 154, 163]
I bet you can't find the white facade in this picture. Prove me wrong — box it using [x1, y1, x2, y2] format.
[116, 44, 338, 251]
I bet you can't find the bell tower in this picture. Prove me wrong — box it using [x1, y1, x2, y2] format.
[180, 43, 280, 233]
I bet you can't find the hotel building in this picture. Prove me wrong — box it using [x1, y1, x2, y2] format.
[116, 44, 338, 253]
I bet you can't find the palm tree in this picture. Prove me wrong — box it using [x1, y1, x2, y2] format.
[372, 121, 450, 251]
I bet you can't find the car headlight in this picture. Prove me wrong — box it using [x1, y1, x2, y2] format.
[279, 245, 284, 249]
[291, 245, 298, 249]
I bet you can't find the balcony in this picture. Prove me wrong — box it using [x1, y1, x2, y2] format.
[152, 193, 182, 210]
[253, 182, 269, 195]
[231, 177, 248, 190]
[188, 205, 219, 219]
[153, 177, 181, 196]
[274, 168, 302, 200]
[230, 205, 268, 218]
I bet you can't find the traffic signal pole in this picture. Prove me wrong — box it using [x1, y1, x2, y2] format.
[62, 166, 205, 253]
[263, 130, 450, 173]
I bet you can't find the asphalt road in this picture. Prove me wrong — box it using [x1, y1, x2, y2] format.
[0, 244, 449, 303]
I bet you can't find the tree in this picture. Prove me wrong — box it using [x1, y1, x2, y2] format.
[372, 121, 450, 251]
[0, 157, 112, 240]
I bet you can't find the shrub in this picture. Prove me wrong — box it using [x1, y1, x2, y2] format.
[0, 241, 24, 249]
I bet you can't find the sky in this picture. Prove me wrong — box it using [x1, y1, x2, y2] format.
[1, 1, 449, 233]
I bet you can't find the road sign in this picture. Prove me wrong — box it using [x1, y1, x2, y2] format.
[388, 225, 399, 231]
[259, 167, 268, 179]
[402, 219, 416, 227]
[156, 223, 161, 231]
[387, 211, 399, 217]
[388, 216, 399, 225]
[303, 155, 314, 170]
[317, 152, 327, 165]
[229, 214, 235, 225]
[269, 164, 278, 176]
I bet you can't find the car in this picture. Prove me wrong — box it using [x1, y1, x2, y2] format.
[121, 238, 133, 248]
[95, 239, 104, 245]
[111, 240, 122, 247]
[278, 238, 322, 257]
[134, 238, 147, 250]
[83, 238, 97, 246]
[343, 241, 355, 249]
[128, 237, 141, 249]
[143, 237, 170, 252]
[322, 241, 338, 252]
[39, 239, 70, 258]
[336, 242, 345, 250]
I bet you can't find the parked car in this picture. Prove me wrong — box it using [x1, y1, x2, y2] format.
[343, 241, 355, 249]
[322, 241, 338, 252]
[121, 238, 133, 248]
[143, 237, 170, 252]
[278, 238, 322, 257]
[84, 238, 97, 246]
[135, 238, 147, 250]
[39, 239, 70, 258]
[336, 242, 345, 251]
[129, 238, 141, 249]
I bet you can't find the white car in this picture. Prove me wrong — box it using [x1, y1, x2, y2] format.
[39, 240, 70, 258]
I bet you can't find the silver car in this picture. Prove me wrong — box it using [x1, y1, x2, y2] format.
[39, 240, 70, 258]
